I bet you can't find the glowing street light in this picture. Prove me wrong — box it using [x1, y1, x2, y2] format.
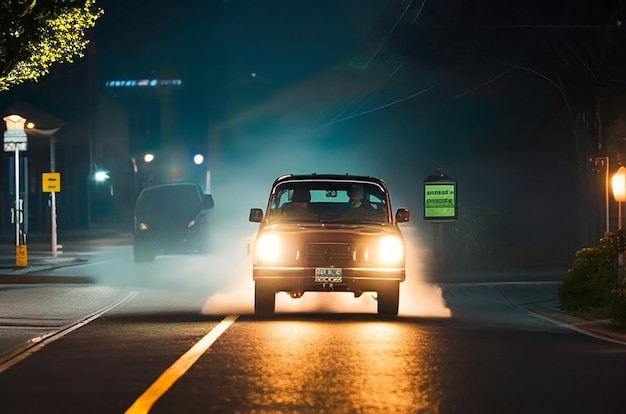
[193, 153, 204, 165]
[612, 166, 626, 229]
[94, 170, 110, 182]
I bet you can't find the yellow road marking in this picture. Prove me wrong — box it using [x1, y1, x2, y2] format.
[125, 315, 239, 414]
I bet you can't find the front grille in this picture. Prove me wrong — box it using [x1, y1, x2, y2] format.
[305, 243, 352, 267]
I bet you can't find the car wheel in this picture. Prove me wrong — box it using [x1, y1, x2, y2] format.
[255, 282, 275, 315]
[133, 242, 155, 263]
[377, 281, 399, 316]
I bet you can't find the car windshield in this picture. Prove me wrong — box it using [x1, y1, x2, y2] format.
[268, 181, 389, 223]
[136, 185, 202, 222]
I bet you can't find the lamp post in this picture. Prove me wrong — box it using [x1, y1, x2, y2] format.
[25, 123, 62, 256]
[50, 132, 58, 255]
[595, 157, 610, 234]
[3, 115, 28, 266]
[612, 166, 626, 230]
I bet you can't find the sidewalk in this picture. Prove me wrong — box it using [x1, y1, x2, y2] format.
[0, 227, 132, 282]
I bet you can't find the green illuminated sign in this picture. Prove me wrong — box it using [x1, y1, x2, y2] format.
[424, 182, 457, 221]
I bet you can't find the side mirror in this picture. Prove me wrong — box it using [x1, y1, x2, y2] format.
[395, 208, 410, 223]
[249, 208, 264, 223]
[202, 194, 215, 210]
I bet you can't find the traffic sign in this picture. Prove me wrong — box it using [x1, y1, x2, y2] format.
[42, 172, 61, 192]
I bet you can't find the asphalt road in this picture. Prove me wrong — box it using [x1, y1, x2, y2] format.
[2, 304, 626, 413]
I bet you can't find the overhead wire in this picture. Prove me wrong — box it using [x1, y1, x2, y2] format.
[327, 0, 434, 126]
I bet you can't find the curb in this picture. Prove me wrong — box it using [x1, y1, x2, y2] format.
[0, 257, 91, 284]
[527, 306, 626, 345]
[0, 273, 94, 284]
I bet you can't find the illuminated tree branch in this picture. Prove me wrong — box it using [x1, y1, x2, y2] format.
[0, 0, 103, 91]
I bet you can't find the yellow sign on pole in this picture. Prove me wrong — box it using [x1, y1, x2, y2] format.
[42, 172, 61, 192]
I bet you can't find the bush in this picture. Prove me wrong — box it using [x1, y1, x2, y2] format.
[559, 247, 608, 310]
[559, 230, 626, 314]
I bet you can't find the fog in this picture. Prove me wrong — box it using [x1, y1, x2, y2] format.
[197, 224, 450, 318]
[121, 47, 578, 316]
[121, 14, 579, 315]
[111, 64, 455, 318]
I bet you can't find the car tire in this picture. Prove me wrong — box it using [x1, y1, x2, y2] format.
[255, 282, 275, 315]
[377, 281, 400, 316]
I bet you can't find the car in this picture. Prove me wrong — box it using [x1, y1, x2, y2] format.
[133, 183, 215, 262]
[248, 173, 410, 316]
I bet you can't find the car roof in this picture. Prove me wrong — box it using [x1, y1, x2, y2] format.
[272, 173, 388, 188]
[139, 182, 199, 194]
[136, 183, 202, 205]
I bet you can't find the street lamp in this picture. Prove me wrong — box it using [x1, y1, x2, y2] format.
[193, 153, 204, 165]
[94, 170, 110, 182]
[3, 114, 28, 266]
[612, 166, 626, 229]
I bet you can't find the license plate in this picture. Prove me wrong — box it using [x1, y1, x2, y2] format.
[314, 267, 343, 283]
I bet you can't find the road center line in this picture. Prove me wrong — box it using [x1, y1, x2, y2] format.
[125, 314, 239, 414]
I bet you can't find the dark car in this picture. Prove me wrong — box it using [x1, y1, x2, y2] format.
[133, 183, 214, 262]
[248, 173, 410, 316]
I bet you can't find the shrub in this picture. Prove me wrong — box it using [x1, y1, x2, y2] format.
[559, 230, 626, 313]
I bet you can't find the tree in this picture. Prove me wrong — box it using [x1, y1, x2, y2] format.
[0, 0, 103, 91]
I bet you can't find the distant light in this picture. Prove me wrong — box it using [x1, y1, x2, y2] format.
[104, 79, 183, 88]
[144, 153, 154, 163]
[193, 154, 204, 165]
[94, 170, 109, 182]
[251, 72, 257, 77]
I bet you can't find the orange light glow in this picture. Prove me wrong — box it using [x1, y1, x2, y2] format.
[612, 167, 626, 202]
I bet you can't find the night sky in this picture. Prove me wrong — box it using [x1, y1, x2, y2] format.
[5, 0, 626, 266]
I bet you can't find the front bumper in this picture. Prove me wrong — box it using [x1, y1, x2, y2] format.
[253, 266, 405, 293]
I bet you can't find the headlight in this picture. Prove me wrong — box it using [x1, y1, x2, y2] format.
[256, 233, 280, 262]
[138, 222, 149, 231]
[379, 236, 404, 264]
